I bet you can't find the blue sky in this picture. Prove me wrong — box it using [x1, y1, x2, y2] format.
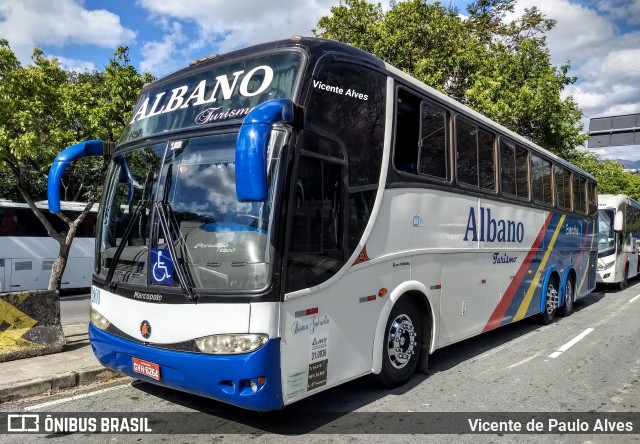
[0, 0, 638, 159]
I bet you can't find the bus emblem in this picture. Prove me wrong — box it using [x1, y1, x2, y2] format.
[140, 320, 152, 339]
[413, 213, 424, 227]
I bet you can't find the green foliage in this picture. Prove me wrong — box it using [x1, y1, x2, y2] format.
[567, 150, 640, 201]
[0, 40, 152, 289]
[314, 0, 586, 157]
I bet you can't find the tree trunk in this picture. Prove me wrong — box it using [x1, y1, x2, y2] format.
[48, 204, 92, 291]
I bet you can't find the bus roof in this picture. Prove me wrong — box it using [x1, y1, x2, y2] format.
[598, 194, 640, 210]
[131, 36, 594, 181]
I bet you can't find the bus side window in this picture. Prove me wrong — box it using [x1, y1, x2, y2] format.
[456, 117, 496, 190]
[287, 155, 345, 293]
[531, 154, 553, 205]
[418, 101, 448, 179]
[393, 89, 420, 174]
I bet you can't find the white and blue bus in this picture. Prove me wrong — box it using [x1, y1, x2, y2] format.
[0, 200, 97, 292]
[48, 37, 598, 410]
[597, 194, 640, 289]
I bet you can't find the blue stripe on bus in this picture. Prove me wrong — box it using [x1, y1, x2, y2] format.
[89, 324, 283, 411]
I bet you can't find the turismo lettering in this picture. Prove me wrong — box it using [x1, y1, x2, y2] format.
[464, 207, 524, 243]
[130, 65, 274, 123]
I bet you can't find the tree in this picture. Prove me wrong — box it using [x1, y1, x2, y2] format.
[314, 0, 586, 157]
[0, 41, 151, 290]
[567, 150, 640, 201]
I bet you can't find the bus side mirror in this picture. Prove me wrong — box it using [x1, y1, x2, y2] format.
[614, 211, 623, 232]
[47, 140, 108, 213]
[235, 99, 295, 202]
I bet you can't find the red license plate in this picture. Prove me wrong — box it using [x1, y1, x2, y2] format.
[132, 357, 160, 380]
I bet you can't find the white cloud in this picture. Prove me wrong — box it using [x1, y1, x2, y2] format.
[136, 0, 335, 76]
[139, 20, 187, 75]
[506, 0, 640, 159]
[0, 0, 136, 63]
[53, 55, 97, 73]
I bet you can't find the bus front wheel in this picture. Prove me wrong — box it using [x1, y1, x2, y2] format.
[619, 265, 628, 290]
[377, 298, 422, 388]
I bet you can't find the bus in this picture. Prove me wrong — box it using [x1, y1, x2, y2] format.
[597, 194, 640, 289]
[47, 37, 598, 411]
[0, 200, 97, 292]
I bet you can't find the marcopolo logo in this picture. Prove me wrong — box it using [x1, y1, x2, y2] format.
[463, 206, 524, 243]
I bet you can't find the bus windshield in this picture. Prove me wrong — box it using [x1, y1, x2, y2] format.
[598, 209, 615, 258]
[97, 132, 284, 291]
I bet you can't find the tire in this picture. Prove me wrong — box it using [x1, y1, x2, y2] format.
[376, 298, 422, 388]
[618, 265, 628, 290]
[541, 278, 558, 325]
[559, 275, 575, 317]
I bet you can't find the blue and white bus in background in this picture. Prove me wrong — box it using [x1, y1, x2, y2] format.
[597, 194, 640, 289]
[48, 37, 598, 411]
[0, 200, 97, 292]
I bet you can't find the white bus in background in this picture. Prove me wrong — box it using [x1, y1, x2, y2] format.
[0, 200, 97, 292]
[597, 194, 640, 289]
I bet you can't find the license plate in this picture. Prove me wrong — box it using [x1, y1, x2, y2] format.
[132, 357, 160, 380]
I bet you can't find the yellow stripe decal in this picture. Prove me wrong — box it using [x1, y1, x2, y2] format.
[513, 214, 566, 322]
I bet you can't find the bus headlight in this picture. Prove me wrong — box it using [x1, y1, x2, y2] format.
[597, 260, 614, 271]
[195, 334, 268, 354]
[90, 307, 111, 330]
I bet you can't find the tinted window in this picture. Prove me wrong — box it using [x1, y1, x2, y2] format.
[555, 165, 572, 210]
[306, 62, 386, 187]
[0, 208, 95, 237]
[456, 117, 495, 190]
[500, 139, 529, 199]
[287, 156, 344, 292]
[418, 102, 448, 179]
[588, 181, 597, 215]
[531, 155, 552, 205]
[573, 176, 586, 214]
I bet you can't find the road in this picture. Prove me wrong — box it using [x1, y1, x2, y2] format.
[60, 292, 90, 326]
[8, 282, 640, 443]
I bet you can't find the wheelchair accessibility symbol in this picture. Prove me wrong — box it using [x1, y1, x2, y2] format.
[151, 248, 173, 285]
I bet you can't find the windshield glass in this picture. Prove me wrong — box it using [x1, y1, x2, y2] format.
[598, 209, 615, 258]
[97, 132, 284, 291]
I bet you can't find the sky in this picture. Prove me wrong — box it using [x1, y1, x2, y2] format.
[0, 0, 638, 160]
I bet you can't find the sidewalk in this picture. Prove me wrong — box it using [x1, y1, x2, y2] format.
[0, 323, 124, 404]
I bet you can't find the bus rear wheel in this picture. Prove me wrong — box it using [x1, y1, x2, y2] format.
[377, 298, 422, 388]
[559, 275, 575, 317]
[541, 278, 558, 325]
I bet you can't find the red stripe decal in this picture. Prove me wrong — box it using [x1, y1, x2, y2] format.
[482, 213, 553, 332]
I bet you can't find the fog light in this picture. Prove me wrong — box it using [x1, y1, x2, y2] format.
[249, 380, 258, 393]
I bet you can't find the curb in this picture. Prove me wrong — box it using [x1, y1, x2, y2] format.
[0, 366, 125, 403]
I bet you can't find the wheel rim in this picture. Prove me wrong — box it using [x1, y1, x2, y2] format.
[387, 313, 417, 369]
[565, 281, 573, 311]
[546, 283, 558, 315]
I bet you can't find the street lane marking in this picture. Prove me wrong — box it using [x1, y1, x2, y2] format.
[548, 328, 594, 359]
[630, 294, 640, 303]
[23, 383, 130, 411]
[504, 351, 543, 370]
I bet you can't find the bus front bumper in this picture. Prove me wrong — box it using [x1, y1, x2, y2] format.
[89, 323, 283, 411]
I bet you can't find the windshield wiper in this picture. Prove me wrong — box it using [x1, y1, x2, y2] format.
[154, 201, 198, 302]
[105, 199, 147, 289]
[106, 162, 157, 290]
